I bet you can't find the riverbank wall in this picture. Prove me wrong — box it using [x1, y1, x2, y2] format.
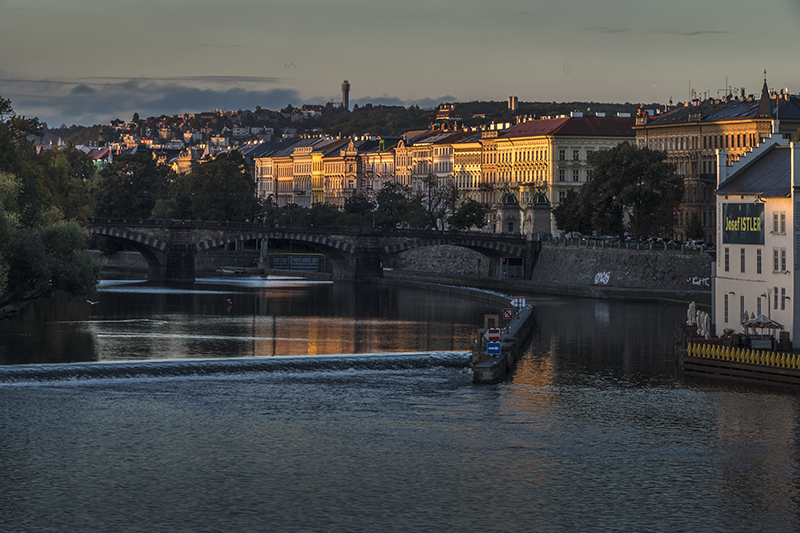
[386, 242, 712, 300]
[90, 241, 712, 302]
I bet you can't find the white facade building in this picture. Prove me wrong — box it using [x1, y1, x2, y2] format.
[714, 134, 800, 347]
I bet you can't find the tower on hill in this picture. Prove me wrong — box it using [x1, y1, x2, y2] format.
[342, 80, 350, 111]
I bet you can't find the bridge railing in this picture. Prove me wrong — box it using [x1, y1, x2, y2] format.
[88, 218, 528, 242]
[542, 233, 715, 254]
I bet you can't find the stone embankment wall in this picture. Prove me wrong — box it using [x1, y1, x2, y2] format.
[90, 243, 713, 297]
[532, 244, 712, 292]
[387, 245, 491, 277]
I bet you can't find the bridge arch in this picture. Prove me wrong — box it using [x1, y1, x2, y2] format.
[194, 230, 359, 279]
[193, 230, 356, 255]
[89, 226, 170, 280]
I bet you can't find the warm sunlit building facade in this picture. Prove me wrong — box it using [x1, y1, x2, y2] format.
[495, 114, 636, 234]
[452, 132, 483, 203]
[634, 81, 800, 243]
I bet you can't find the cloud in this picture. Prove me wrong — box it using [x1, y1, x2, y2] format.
[0, 76, 299, 126]
[650, 29, 729, 36]
[585, 26, 631, 34]
[408, 96, 458, 109]
[2, 75, 456, 126]
[70, 84, 96, 96]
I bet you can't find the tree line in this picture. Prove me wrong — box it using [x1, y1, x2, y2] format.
[0, 97, 99, 316]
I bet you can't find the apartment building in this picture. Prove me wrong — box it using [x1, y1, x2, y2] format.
[496, 114, 636, 233]
[452, 132, 484, 203]
[634, 80, 800, 243]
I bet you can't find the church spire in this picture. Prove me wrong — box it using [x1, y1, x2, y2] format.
[756, 71, 773, 119]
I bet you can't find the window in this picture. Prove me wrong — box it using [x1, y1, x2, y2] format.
[757, 297, 762, 316]
[781, 248, 787, 271]
[586, 169, 592, 181]
[740, 248, 746, 273]
[775, 287, 779, 310]
[586, 150, 593, 159]
[559, 169, 565, 182]
[573, 150, 579, 160]
[782, 288, 787, 310]
[573, 170, 580, 182]
[724, 247, 729, 272]
[774, 248, 780, 272]
[740, 296, 745, 319]
[757, 249, 762, 274]
[559, 150, 565, 161]
[781, 212, 786, 234]
[724, 294, 729, 323]
[774, 212, 779, 233]
[558, 191, 566, 202]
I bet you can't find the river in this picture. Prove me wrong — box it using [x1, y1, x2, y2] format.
[1, 277, 798, 532]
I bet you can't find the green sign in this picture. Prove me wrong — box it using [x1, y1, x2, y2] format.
[722, 203, 764, 245]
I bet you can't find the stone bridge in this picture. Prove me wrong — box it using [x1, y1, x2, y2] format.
[88, 218, 538, 282]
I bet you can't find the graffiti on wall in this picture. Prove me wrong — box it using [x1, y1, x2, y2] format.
[680, 276, 710, 287]
[594, 272, 610, 285]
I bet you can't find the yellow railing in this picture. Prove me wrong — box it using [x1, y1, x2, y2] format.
[687, 343, 800, 369]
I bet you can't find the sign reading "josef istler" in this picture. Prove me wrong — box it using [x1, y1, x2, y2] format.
[722, 203, 764, 245]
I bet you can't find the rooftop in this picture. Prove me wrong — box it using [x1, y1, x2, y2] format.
[716, 144, 792, 198]
[499, 116, 635, 138]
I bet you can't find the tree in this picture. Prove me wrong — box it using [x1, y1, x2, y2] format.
[0, 98, 99, 315]
[448, 198, 487, 230]
[173, 151, 255, 222]
[554, 143, 680, 238]
[552, 188, 592, 236]
[93, 153, 172, 218]
[0, 171, 98, 315]
[420, 174, 457, 229]
[343, 193, 374, 226]
[375, 182, 412, 228]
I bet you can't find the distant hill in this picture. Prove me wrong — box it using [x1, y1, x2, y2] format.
[43, 100, 661, 142]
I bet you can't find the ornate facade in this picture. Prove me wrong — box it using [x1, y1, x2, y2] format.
[634, 81, 800, 243]
[495, 115, 636, 233]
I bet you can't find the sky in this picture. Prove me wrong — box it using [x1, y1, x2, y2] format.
[1, 0, 799, 127]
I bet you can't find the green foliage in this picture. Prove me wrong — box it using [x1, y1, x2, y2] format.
[448, 198, 487, 230]
[308, 105, 435, 137]
[93, 152, 172, 218]
[308, 202, 344, 227]
[553, 143, 680, 238]
[552, 188, 593, 236]
[374, 182, 414, 228]
[171, 151, 256, 222]
[0, 220, 100, 310]
[64, 125, 118, 146]
[28, 146, 94, 223]
[342, 194, 375, 226]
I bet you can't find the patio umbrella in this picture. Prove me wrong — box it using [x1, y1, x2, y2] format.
[742, 314, 784, 336]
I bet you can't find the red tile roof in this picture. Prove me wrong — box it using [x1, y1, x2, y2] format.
[500, 116, 635, 138]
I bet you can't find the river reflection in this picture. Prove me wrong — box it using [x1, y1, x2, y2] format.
[0, 277, 491, 365]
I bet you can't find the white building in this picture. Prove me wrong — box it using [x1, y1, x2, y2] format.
[713, 132, 800, 347]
